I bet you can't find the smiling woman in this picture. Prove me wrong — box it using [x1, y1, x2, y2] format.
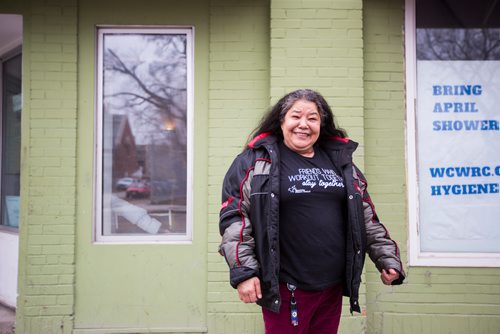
[219, 89, 405, 333]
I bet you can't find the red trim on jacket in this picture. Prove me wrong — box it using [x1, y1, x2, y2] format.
[221, 196, 234, 210]
[247, 132, 271, 148]
[332, 135, 349, 143]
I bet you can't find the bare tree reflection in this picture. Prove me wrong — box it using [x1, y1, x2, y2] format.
[103, 34, 187, 147]
[102, 33, 188, 226]
[417, 28, 500, 60]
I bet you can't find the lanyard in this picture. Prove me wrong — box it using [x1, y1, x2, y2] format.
[287, 283, 298, 327]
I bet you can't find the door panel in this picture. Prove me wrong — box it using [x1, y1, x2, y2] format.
[76, 1, 208, 330]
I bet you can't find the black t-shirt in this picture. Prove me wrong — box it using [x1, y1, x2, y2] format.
[279, 142, 347, 290]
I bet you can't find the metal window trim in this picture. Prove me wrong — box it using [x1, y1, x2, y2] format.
[93, 26, 194, 244]
[405, 0, 500, 267]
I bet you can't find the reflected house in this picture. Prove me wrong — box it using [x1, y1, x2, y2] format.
[111, 114, 141, 184]
[146, 125, 187, 205]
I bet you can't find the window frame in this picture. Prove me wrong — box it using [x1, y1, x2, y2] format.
[94, 26, 194, 244]
[405, 0, 500, 267]
[0, 46, 22, 234]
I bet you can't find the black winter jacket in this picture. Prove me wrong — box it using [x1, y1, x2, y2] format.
[219, 133, 405, 313]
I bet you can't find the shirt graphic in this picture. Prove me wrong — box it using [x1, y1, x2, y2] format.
[287, 167, 344, 194]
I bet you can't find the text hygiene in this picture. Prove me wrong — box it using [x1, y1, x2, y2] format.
[431, 183, 499, 196]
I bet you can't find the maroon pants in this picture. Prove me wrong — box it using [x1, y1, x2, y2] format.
[262, 283, 343, 334]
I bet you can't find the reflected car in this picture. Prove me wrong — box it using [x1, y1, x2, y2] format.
[126, 180, 151, 199]
[115, 177, 135, 191]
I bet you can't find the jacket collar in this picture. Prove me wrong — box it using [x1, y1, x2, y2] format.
[247, 132, 278, 149]
[321, 136, 358, 167]
[322, 135, 358, 152]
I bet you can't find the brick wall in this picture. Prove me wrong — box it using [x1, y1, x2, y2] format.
[207, 0, 270, 332]
[16, 1, 77, 333]
[207, 0, 366, 332]
[270, 1, 365, 332]
[270, 0, 365, 162]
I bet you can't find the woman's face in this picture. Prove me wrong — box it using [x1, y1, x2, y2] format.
[280, 99, 321, 157]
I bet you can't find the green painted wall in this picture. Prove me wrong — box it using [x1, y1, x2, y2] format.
[270, 0, 366, 332]
[208, 0, 367, 332]
[207, 0, 270, 332]
[75, 0, 209, 333]
[5, 0, 500, 333]
[0, 0, 79, 333]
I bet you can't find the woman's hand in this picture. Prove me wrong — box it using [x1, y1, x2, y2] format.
[380, 268, 399, 285]
[237, 277, 262, 303]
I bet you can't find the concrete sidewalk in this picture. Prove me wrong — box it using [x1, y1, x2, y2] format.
[0, 303, 15, 334]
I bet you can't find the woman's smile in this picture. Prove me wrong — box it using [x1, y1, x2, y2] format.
[281, 99, 321, 157]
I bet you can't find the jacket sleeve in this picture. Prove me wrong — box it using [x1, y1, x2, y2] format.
[219, 150, 260, 289]
[353, 165, 406, 285]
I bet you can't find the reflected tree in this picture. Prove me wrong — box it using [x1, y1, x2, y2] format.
[102, 33, 189, 207]
[103, 34, 188, 147]
[417, 28, 500, 60]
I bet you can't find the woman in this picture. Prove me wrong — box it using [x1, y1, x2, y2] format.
[219, 89, 405, 333]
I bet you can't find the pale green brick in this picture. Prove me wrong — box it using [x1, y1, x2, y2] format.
[306, 0, 362, 10]
[38, 305, 73, 316]
[285, 47, 318, 58]
[24, 315, 73, 334]
[271, 0, 303, 9]
[27, 245, 43, 255]
[27, 275, 59, 286]
[301, 19, 333, 28]
[29, 157, 61, 167]
[42, 245, 74, 256]
[24, 295, 58, 307]
[31, 80, 62, 90]
[44, 71, 76, 81]
[29, 256, 47, 265]
[25, 285, 72, 296]
[31, 42, 63, 53]
[284, 9, 317, 19]
[56, 294, 74, 305]
[315, 9, 349, 19]
[28, 225, 44, 235]
[40, 109, 76, 118]
[57, 275, 74, 285]
[28, 235, 74, 245]
[271, 18, 301, 29]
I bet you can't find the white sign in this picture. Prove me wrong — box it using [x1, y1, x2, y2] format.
[417, 61, 500, 253]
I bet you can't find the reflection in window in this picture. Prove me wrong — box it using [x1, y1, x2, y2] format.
[417, 28, 500, 60]
[1, 52, 22, 230]
[416, 0, 500, 61]
[96, 28, 192, 240]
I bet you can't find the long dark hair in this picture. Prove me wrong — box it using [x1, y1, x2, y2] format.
[249, 89, 347, 144]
